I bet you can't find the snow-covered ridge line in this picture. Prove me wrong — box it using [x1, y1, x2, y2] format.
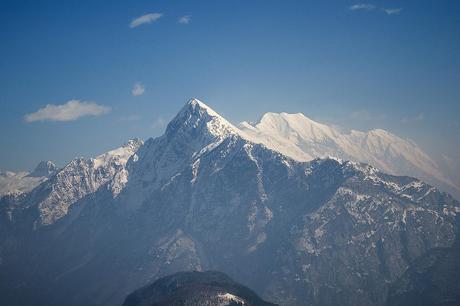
[34, 138, 143, 225]
[166, 99, 458, 198]
[150, 98, 458, 198]
[238, 110, 459, 198]
[2, 98, 458, 226]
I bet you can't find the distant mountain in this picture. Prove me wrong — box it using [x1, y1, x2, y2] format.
[0, 161, 57, 197]
[0, 99, 458, 306]
[123, 271, 277, 306]
[240, 112, 460, 199]
[0, 139, 142, 226]
[29, 161, 57, 177]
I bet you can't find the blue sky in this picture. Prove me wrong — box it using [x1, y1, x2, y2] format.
[0, 0, 459, 171]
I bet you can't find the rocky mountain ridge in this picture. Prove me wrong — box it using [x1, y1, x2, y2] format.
[0, 99, 458, 306]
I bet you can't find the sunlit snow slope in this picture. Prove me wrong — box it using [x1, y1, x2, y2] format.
[240, 112, 459, 198]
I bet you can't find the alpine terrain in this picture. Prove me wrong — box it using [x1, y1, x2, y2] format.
[240, 112, 460, 199]
[0, 161, 57, 197]
[0, 99, 458, 306]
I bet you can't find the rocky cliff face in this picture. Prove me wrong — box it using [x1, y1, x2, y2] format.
[0, 99, 458, 306]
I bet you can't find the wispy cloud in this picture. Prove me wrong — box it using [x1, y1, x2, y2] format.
[349, 3, 402, 15]
[401, 113, 425, 124]
[130, 13, 162, 28]
[350, 110, 386, 121]
[132, 83, 145, 96]
[25, 100, 111, 122]
[178, 15, 191, 24]
[383, 8, 403, 15]
[350, 4, 376, 11]
[152, 117, 167, 130]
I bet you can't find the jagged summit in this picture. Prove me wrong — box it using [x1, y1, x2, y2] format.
[29, 160, 57, 177]
[165, 98, 241, 140]
[186, 98, 222, 118]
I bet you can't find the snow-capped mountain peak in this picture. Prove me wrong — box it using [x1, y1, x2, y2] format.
[166, 98, 240, 140]
[240, 111, 460, 198]
[243, 112, 342, 154]
[0, 161, 57, 197]
[29, 160, 57, 177]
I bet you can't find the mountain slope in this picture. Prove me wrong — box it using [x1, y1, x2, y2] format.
[0, 139, 142, 226]
[386, 224, 460, 306]
[240, 112, 460, 199]
[123, 271, 277, 306]
[0, 99, 458, 306]
[0, 161, 57, 197]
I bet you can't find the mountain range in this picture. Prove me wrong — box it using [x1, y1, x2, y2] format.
[0, 99, 458, 306]
[240, 112, 460, 199]
[3, 102, 458, 201]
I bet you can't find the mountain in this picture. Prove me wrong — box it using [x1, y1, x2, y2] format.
[123, 271, 277, 306]
[0, 99, 458, 306]
[0, 161, 57, 197]
[386, 224, 460, 306]
[29, 138, 142, 225]
[240, 112, 460, 199]
[29, 161, 58, 177]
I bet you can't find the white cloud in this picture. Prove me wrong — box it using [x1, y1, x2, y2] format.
[349, 4, 376, 11]
[130, 13, 162, 28]
[384, 8, 403, 15]
[178, 15, 191, 24]
[349, 3, 403, 15]
[24, 100, 111, 122]
[132, 83, 145, 96]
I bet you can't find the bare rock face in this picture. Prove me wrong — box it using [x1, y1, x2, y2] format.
[386, 225, 460, 306]
[0, 99, 458, 306]
[123, 271, 277, 306]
